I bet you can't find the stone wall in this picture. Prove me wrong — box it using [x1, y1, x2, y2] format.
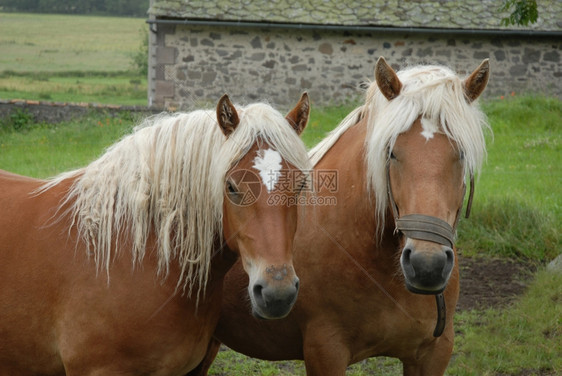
[149, 24, 561, 110]
[0, 100, 159, 125]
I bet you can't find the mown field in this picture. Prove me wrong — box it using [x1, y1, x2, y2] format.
[0, 12, 147, 105]
[1, 12, 560, 376]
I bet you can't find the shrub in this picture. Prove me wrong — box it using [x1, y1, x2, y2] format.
[1, 109, 34, 132]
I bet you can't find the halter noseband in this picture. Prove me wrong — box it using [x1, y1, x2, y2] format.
[395, 215, 454, 248]
[386, 161, 474, 337]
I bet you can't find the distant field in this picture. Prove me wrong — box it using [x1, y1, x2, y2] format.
[0, 71, 147, 105]
[0, 12, 147, 105]
[0, 12, 145, 72]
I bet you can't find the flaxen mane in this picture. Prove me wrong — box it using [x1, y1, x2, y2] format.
[40, 103, 310, 298]
[310, 64, 490, 233]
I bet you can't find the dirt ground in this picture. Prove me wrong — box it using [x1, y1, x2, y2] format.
[456, 254, 537, 311]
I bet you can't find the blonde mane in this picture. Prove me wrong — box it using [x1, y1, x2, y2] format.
[310, 64, 490, 234]
[41, 103, 310, 298]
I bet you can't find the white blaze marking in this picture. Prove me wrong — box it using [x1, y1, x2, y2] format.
[253, 149, 282, 193]
[420, 117, 439, 141]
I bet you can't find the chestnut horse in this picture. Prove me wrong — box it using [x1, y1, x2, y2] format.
[191, 58, 490, 375]
[0, 94, 311, 375]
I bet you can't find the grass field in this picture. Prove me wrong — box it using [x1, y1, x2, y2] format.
[0, 12, 560, 376]
[0, 13, 144, 72]
[457, 95, 560, 262]
[0, 12, 147, 105]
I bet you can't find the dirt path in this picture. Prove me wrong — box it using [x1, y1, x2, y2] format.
[457, 254, 536, 311]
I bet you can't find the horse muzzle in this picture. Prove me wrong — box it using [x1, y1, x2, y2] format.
[400, 240, 455, 294]
[248, 264, 299, 319]
[395, 214, 456, 294]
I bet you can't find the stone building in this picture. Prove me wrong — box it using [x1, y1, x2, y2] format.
[147, 0, 561, 110]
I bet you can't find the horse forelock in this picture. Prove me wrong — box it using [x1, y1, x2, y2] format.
[365, 64, 490, 235]
[42, 103, 310, 300]
[223, 103, 311, 173]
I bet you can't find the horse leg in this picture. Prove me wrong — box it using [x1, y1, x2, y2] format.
[401, 329, 454, 376]
[185, 338, 222, 376]
[302, 328, 351, 376]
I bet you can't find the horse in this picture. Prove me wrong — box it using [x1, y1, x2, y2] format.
[0, 93, 312, 375]
[190, 58, 491, 375]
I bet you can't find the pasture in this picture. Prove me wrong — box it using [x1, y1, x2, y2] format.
[0, 12, 560, 376]
[0, 12, 147, 105]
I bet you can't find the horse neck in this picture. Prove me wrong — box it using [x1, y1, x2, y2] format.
[314, 118, 378, 235]
[311, 117, 400, 265]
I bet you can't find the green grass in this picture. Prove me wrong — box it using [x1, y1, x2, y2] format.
[301, 103, 356, 147]
[209, 350, 403, 375]
[457, 197, 559, 262]
[0, 111, 139, 178]
[457, 95, 561, 263]
[477, 95, 560, 217]
[450, 270, 562, 375]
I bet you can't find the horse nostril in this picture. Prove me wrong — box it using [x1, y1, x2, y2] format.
[402, 247, 412, 262]
[252, 283, 264, 304]
[294, 278, 300, 292]
[401, 247, 415, 278]
[444, 248, 454, 264]
[442, 248, 455, 279]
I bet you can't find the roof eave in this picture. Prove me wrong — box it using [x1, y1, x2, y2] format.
[146, 18, 562, 38]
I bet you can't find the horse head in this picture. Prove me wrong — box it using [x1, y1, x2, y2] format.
[216, 93, 310, 318]
[375, 57, 489, 294]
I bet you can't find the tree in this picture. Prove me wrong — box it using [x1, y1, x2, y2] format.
[500, 0, 538, 26]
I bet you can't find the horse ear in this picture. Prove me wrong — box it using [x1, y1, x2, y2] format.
[285, 92, 310, 136]
[216, 94, 240, 137]
[375, 57, 402, 100]
[463, 59, 490, 103]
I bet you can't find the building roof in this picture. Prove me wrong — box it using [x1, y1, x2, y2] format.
[149, 0, 561, 32]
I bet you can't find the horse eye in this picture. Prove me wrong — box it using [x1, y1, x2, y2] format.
[390, 151, 397, 160]
[226, 181, 237, 194]
[459, 150, 465, 160]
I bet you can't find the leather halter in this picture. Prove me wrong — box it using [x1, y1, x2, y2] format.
[395, 214, 454, 248]
[386, 161, 474, 337]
